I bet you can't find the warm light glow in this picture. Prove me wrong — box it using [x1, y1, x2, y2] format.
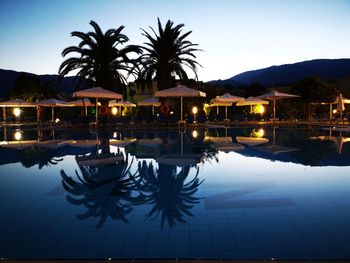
[253, 105, 265, 114]
[13, 108, 21, 117]
[170, 111, 174, 115]
[55, 118, 60, 123]
[192, 106, 198, 115]
[192, 130, 198, 138]
[333, 109, 337, 114]
[252, 128, 265, 138]
[111, 107, 118, 116]
[14, 130, 22, 140]
[113, 132, 117, 138]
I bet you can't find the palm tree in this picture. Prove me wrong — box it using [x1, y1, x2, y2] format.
[136, 18, 201, 90]
[59, 20, 142, 98]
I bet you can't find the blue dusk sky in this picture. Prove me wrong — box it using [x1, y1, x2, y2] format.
[0, 0, 349, 81]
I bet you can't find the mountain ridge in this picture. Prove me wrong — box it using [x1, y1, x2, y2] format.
[208, 58, 350, 86]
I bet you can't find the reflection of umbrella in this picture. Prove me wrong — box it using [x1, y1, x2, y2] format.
[236, 136, 269, 146]
[109, 138, 137, 147]
[255, 126, 298, 155]
[73, 87, 123, 123]
[215, 93, 244, 120]
[337, 93, 345, 120]
[236, 97, 269, 114]
[155, 85, 206, 123]
[36, 99, 73, 122]
[138, 97, 161, 115]
[257, 90, 299, 120]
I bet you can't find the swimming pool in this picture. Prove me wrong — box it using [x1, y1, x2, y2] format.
[0, 125, 350, 260]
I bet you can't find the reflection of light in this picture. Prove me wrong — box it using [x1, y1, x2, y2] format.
[13, 108, 21, 117]
[192, 130, 198, 138]
[14, 130, 22, 140]
[192, 106, 198, 115]
[55, 118, 60, 123]
[111, 107, 118, 116]
[333, 109, 337, 114]
[113, 132, 117, 138]
[252, 128, 265, 138]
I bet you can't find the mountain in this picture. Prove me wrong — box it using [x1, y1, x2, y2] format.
[209, 59, 350, 87]
[0, 69, 82, 98]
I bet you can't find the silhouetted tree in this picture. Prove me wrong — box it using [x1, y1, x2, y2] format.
[9, 74, 56, 102]
[59, 20, 142, 98]
[292, 76, 337, 120]
[136, 18, 201, 90]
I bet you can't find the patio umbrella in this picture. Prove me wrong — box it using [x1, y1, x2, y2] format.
[336, 93, 345, 121]
[209, 98, 232, 115]
[257, 90, 300, 120]
[73, 87, 122, 123]
[155, 85, 206, 123]
[215, 93, 244, 120]
[236, 97, 269, 113]
[69, 98, 93, 116]
[36, 99, 73, 122]
[138, 97, 161, 115]
[0, 99, 36, 122]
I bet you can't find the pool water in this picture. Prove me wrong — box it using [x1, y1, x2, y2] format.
[0, 125, 350, 259]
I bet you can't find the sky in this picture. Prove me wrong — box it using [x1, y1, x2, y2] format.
[0, 0, 349, 81]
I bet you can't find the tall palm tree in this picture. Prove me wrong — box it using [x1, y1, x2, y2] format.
[59, 20, 142, 97]
[136, 18, 201, 90]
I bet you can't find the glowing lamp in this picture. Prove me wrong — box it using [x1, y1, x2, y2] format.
[192, 130, 198, 138]
[192, 106, 198, 115]
[111, 107, 118, 116]
[113, 132, 117, 138]
[14, 130, 22, 141]
[333, 109, 337, 114]
[13, 108, 21, 117]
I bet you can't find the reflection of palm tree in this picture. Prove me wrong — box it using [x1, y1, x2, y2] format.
[136, 160, 203, 228]
[61, 152, 143, 228]
[19, 147, 63, 169]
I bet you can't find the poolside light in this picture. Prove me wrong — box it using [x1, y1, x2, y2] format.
[111, 107, 118, 116]
[258, 105, 265, 114]
[170, 111, 174, 115]
[13, 108, 21, 117]
[192, 106, 198, 123]
[192, 130, 198, 138]
[252, 128, 265, 138]
[55, 118, 60, 123]
[14, 130, 22, 141]
[333, 109, 337, 114]
[113, 132, 117, 138]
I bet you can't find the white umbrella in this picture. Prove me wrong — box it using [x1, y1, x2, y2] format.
[73, 87, 122, 123]
[0, 99, 36, 123]
[337, 93, 345, 121]
[215, 93, 244, 120]
[155, 85, 206, 123]
[257, 90, 300, 120]
[138, 97, 161, 116]
[36, 99, 73, 122]
[69, 98, 93, 116]
[209, 97, 232, 115]
[236, 97, 269, 114]
[108, 100, 136, 107]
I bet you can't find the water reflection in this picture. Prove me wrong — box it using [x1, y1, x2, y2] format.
[136, 161, 203, 228]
